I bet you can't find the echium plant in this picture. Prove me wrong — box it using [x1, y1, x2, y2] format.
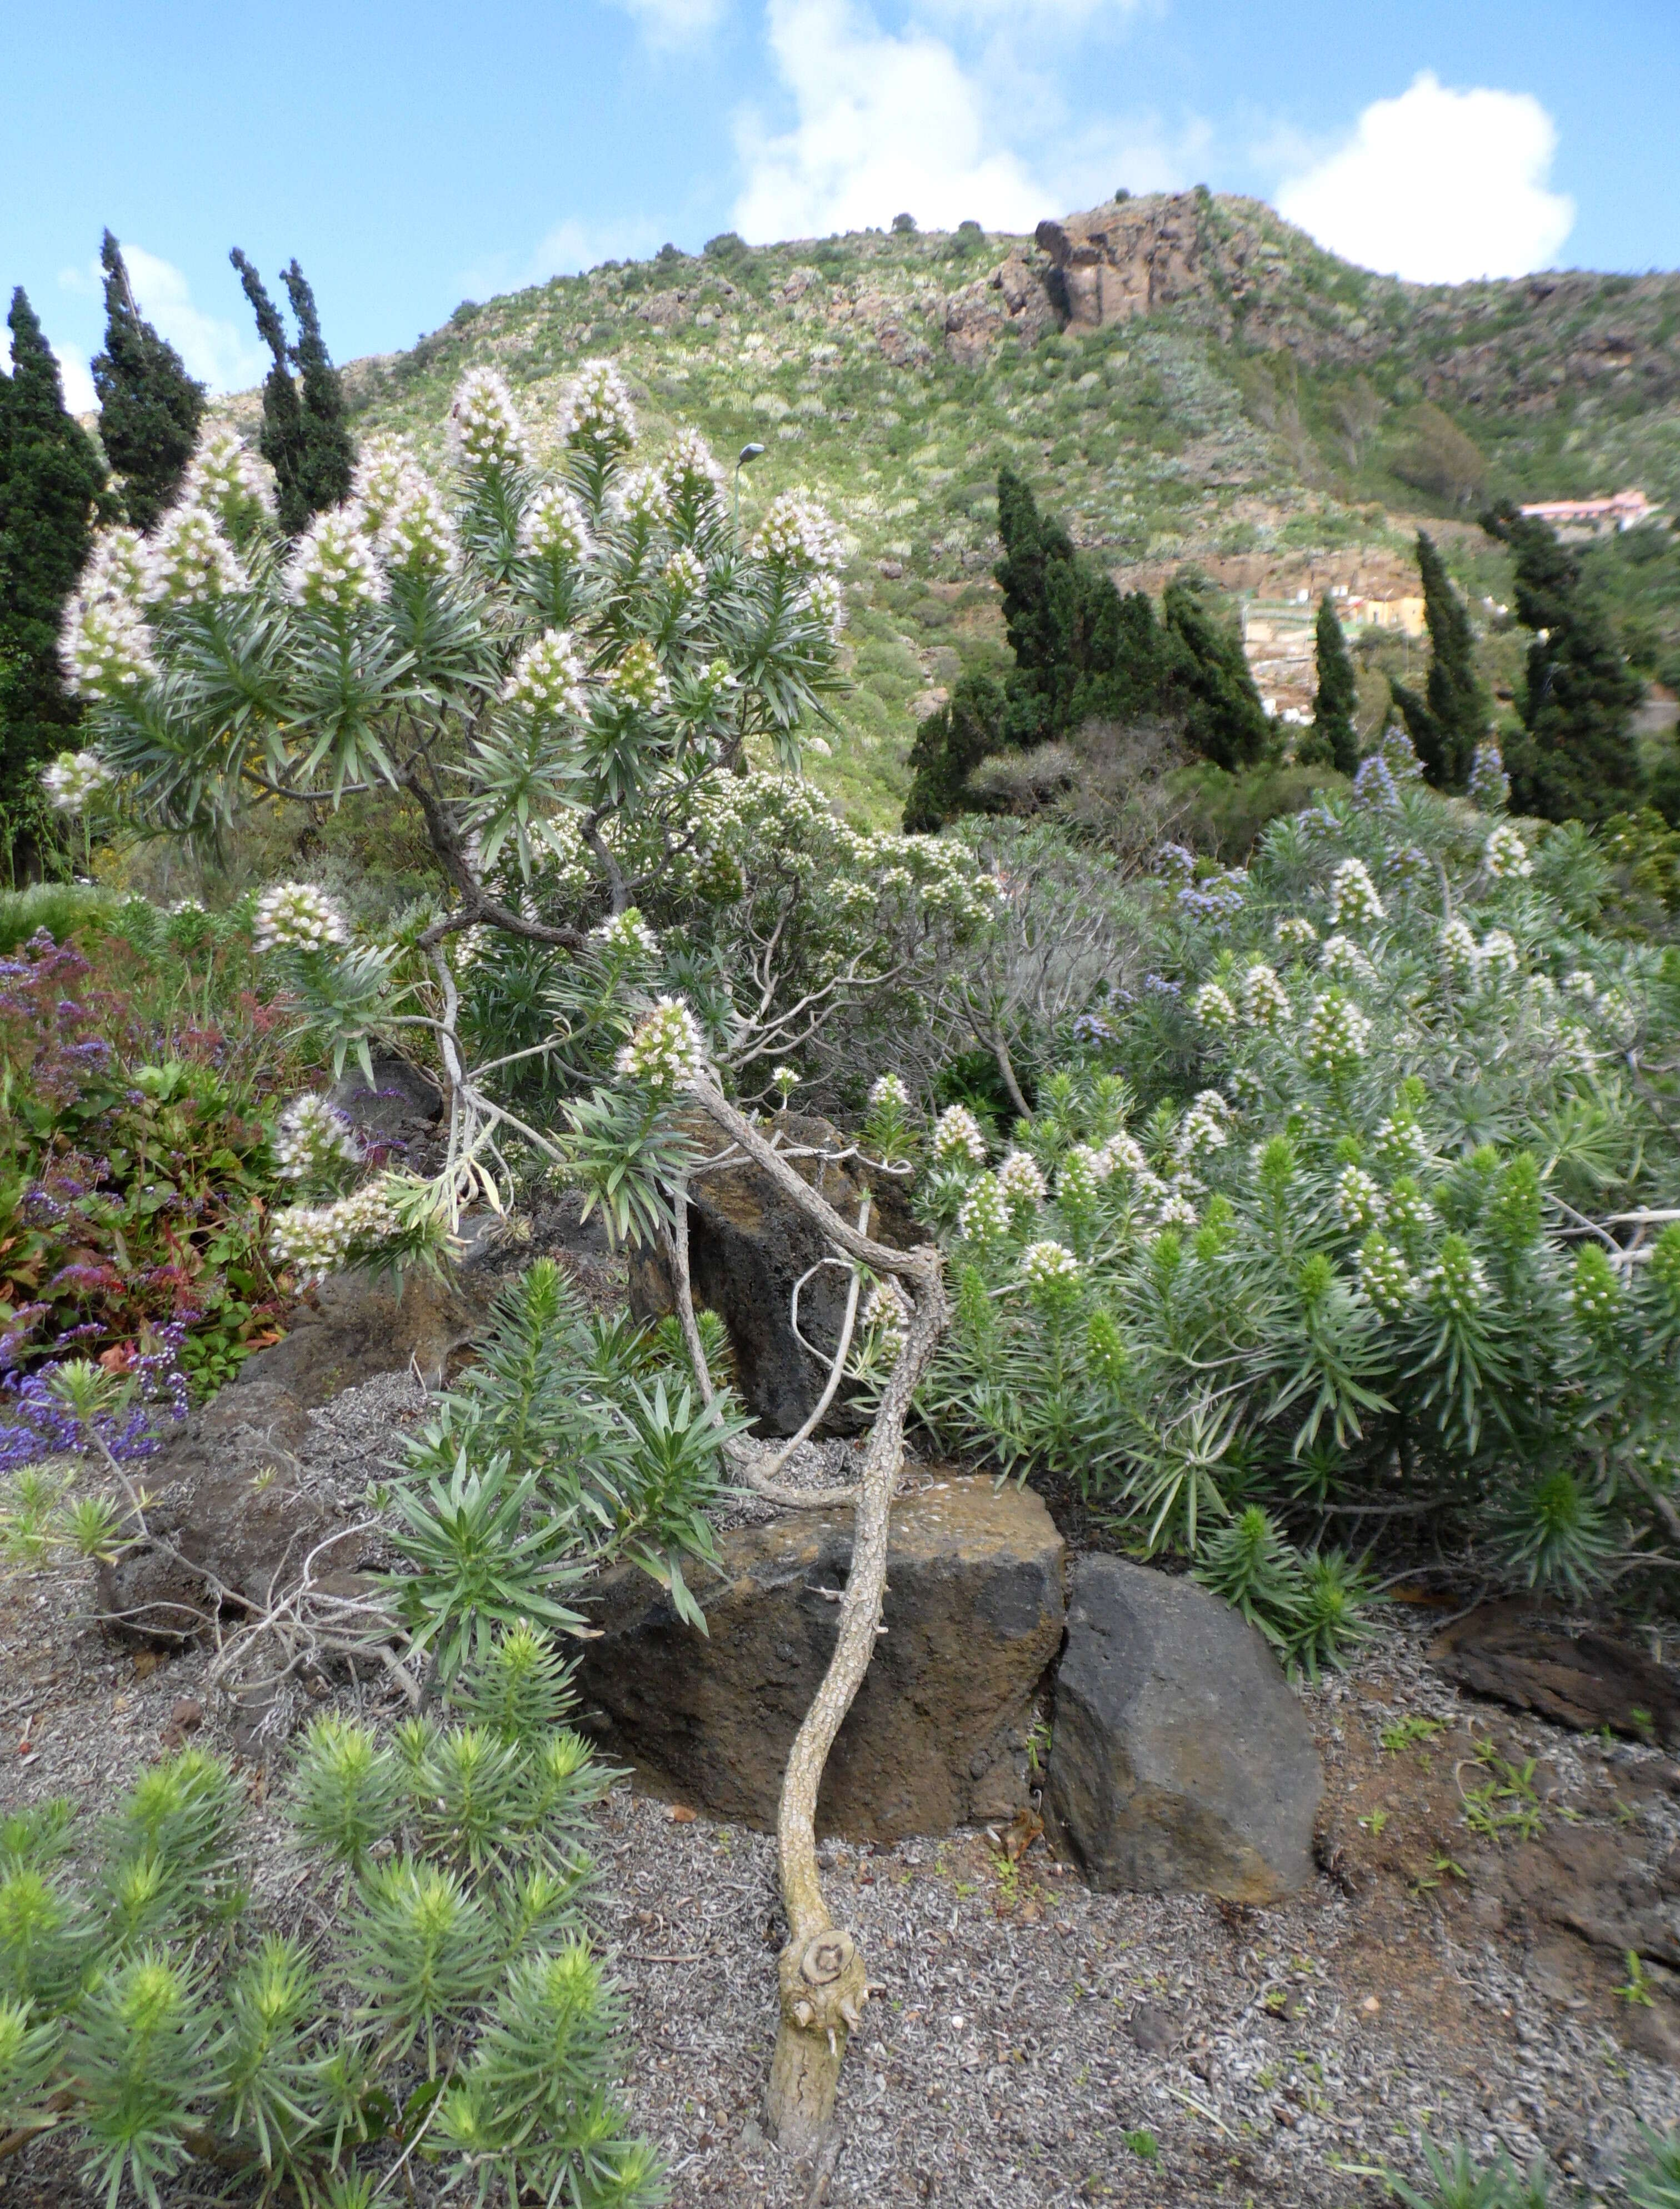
[0, 1628, 662, 2206]
[58, 365, 998, 1259]
[917, 776, 1680, 1616]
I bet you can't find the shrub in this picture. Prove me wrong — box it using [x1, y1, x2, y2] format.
[0, 1638, 658, 2204]
[916, 773, 1680, 1606]
[0, 924, 308, 1440]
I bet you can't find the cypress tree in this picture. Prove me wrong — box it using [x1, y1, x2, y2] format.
[994, 466, 1164, 742]
[1482, 503, 1644, 824]
[903, 474, 1272, 825]
[280, 260, 352, 514]
[231, 250, 309, 533]
[1303, 593, 1359, 776]
[0, 290, 107, 832]
[91, 231, 204, 530]
[232, 252, 351, 533]
[1160, 571, 1273, 771]
[903, 672, 1006, 832]
[1391, 531, 1488, 789]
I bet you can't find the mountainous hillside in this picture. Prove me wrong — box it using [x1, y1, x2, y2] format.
[314, 191, 1680, 823]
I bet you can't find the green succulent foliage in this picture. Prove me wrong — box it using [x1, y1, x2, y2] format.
[387, 1260, 743, 1663]
[290, 1716, 404, 1871]
[68, 1946, 227, 2209]
[438, 1941, 668, 2208]
[347, 1857, 499, 2076]
[0, 1991, 60, 2136]
[2, 1637, 658, 2203]
[1628, 2128, 1680, 2209]
[387, 1450, 593, 1686]
[1192, 1505, 1305, 1647]
[456, 1612, 582, 1744]
[1386, 2138, 1557, 2209]
[1291, 1548, 1376, 1680]
[217, 1935, 323, 2188]
[916, 780, 1680, 1612]
[560, 1088, 696, 1250]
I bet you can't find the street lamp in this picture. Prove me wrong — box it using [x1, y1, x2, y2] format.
[733, 441, 766, 532]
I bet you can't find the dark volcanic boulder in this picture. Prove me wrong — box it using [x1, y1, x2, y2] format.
[96, 1265, 496, 1643]
[237, 1263, 493, 1404]
[630, 1109, 924, 1436]
[576, 1473, 1066, 1842]
[1046, 1558, 1322, 1903]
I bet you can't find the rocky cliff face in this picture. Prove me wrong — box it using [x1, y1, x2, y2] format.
[1017, 193, 1680, 415]
[1034, 197, 1211, 329]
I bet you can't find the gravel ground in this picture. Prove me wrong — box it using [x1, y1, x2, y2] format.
[3, 1373, 1678, 2206]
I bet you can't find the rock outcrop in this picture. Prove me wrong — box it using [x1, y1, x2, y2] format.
[96, 1264, 497, 1644]
[1045, 1558, 1322, 1903]
[1429, 1603, 1680, 1748]
[327, 1048, 443, 1150]
[576, 1473, 1066, 1842]
[943, 254, 1058, 365]
[629, 1110, 924, 1436]
[1034, 196, 1210, 330]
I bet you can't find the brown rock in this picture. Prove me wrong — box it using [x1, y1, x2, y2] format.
[327, 1047, 442, 1148]
[1430, 1603, 1680, 1747]
[245, 1261, 496, 1406]
[878, 323, 932, 368]
[1032, 195, 1211, 331]
[97, 1263, 496, 1645]
[942, 254, 1056, 365]
[630, 1110, 924, 1436]
[575, 1474, 1066, 1842]
[1622, 1993, 1680, 2070]
[1489, 1823, 1679, 1968]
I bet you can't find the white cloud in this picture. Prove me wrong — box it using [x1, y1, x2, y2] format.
[524, 214, 667, 283]
[1276, 72, 1574, 284]
[916, 0, 1149, 24]
[55, 347, 98, 415]
[733, 0, 1190, 242]
[60, 246, 268, 393]
[605, 0, 727, 43]
[734, 0, 1056, 239]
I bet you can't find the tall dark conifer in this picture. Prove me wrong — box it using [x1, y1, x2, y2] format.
[0, 291, 107, 831]
[1303, 593, 1359, 775]
[230, 250, 308, 533]
[91, 231, 204, 530]
[1159, 572, 1272, 772]
[281, 261, 353, 515]
[902, 471, 1272, 828]
[231, 251, 351, 533]
[994, 465, 1164, 742]
[1482, 503, 1643, 823]
[1391, 530, 1488, 789]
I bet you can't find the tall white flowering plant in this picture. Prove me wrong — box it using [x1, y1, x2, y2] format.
[58, 373, 983, 2153]
[919, 770, 1680, 1637]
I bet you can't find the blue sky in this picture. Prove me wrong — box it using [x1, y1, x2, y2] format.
[5, 0, 1677, 407]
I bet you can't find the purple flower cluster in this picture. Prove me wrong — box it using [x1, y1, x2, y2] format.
[1352, 756, 1401, 813]
[1177, 874, 1246, 922]
[0, 1324, 189, 1472]
[1141, 973, 1182, 1001]
[1071, 1011, 1116, 1047]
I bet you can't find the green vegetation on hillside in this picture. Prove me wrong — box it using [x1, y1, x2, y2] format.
[306, 196, 1680, 826]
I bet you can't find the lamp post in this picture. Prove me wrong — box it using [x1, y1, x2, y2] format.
[733, 442, 766, 533]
